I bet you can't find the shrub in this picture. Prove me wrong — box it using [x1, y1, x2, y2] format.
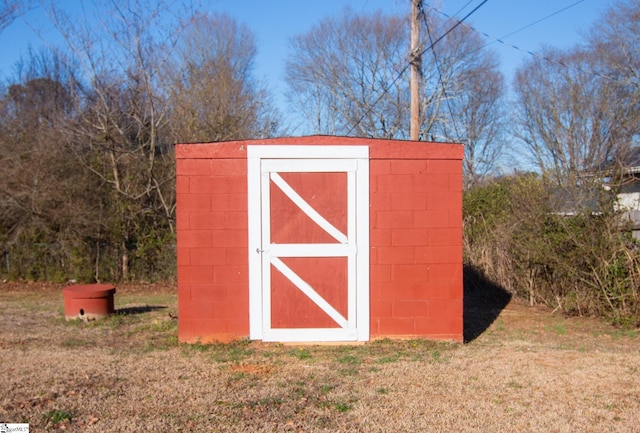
[464, 174, 639, 327]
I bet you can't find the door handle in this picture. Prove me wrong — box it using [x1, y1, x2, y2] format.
[256, 248, 264, 254]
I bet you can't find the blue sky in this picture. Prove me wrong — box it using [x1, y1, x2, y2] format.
[0, 0, 613, 128]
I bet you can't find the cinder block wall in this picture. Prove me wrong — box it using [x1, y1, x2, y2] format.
[176, 147, 250, 343]
[369, 145, 463, 340]
[176, 136, 463, 343]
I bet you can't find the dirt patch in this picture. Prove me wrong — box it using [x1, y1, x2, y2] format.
[1, 282, 639, 432]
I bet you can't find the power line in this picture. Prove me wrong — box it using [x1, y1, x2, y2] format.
[425, 2, 639, 88]
[346, 0, 490, 136]
[492, 0, 586, 43]
[423, 7, 462, 142]
[417, 0, 489, 60]
[450, 0, 476, 19]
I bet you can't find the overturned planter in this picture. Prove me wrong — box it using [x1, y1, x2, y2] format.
[63, 284, 116, 320]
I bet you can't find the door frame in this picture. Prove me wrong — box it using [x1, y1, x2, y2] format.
[247, 145, 369, 342]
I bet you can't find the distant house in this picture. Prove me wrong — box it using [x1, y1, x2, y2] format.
[548, 147, 640, 239]
[611, 148, 640, 239]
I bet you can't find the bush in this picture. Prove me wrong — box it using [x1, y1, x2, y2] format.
[0, 232, 176, 283]
[464, 174, 640, 327]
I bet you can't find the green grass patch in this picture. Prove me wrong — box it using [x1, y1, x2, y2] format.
[337, 354, 361, 365]
[376, 354, 400, 364]
[183, 339, 255, 363]
[333, 401, 353, 412]
[44, 409, 73, 424]
[546, 323, 568, 335]
[213, 340, 255, 363]
[320, 400, 354, 413]
[289, 347, 312, 360]
[338, 367, 359, 376]
[610, 328, 638, 339]
[319, 384, 336, 394]
[431, 350, 442, 363]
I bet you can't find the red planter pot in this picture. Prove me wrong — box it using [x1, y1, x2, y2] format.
[63, 284, 116, 320]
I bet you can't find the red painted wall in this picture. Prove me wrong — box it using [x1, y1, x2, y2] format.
[175, 135, 463, 343]
[369, 154, 463, 340]
[176, 153, 250, 343]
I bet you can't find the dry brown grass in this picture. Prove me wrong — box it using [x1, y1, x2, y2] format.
[1, 281, 639, 432]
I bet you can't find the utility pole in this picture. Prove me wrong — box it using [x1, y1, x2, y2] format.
[410, 0, 422, 141]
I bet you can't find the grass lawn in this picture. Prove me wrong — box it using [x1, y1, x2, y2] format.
[1, 281, 639, 432]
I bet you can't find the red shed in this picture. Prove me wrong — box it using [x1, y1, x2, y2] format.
[176, 136, 463, 343]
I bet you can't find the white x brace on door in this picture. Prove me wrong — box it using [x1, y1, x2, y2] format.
[247, 145, 369, 342]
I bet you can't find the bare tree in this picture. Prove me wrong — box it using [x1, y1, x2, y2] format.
[46, 0, 187, 279]
[588, 0, 640, 158]
[0, 49, 101, 279]
[167, 12, 279, 143]
[285, 8, 410, 138]
[513, 0, 640, 187]
[588, 0, 640, 88]
[0, 77, 75, 239]
[1, 1, 283, 281]
[513, 47, 636, 188]
[457, 59, 505, 188]
[284, 7, 506, 182]
[424, 19, 506, 188]
[465, 0, 640, 326]
[0, 0, 29, 32]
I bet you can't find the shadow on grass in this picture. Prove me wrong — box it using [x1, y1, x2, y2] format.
[115, 305, 168, 315]
[463, 264, 512, 343]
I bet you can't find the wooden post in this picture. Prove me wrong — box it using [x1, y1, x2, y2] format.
[410, 0, 421, 141]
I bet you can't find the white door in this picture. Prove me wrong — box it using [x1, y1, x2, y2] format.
[247, 146, 369, 342]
